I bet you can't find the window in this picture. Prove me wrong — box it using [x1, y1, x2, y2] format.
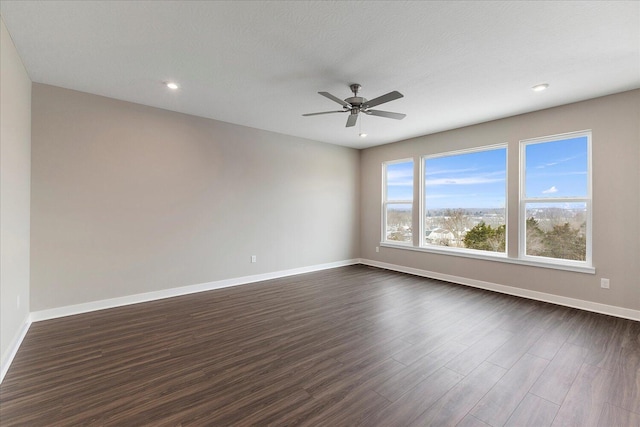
[379, 130, 593, 274]
[383, 159, 413, 244]
[422, 146, 507, 253]
[520, 131, 591, 265]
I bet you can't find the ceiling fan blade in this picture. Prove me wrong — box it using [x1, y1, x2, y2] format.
[346, 113, 358, 127]
[319, 91, 351, 107]
[302, 110, 347, 116]
[365, 109, 406, 120]
[362, 91, 403, 109]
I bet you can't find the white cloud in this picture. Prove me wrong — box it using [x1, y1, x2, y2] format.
[542, 186, 559, 194]
[530, 171, 586, 177]
[426, 167, 478, 176]
[386, 169, 413, 186]
[425, 175, 505, 186]
[536, 154, 584, 169]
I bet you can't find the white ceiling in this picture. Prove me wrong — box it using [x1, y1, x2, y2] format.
[1, 1, 638, 149]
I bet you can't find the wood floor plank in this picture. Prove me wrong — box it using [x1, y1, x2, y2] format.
[504, 393, 559, 427]
[390, 311, 470, 366]
[457, 414, 492, 427]
[445, 327, 514, 375]
[469, 353, 549, 426]
[606, 320, 640, 415]
[529, 341, 589, 405]
[551, 362, 614, 427]
[526, 326, 570, 360]
[361, 367, 464, 426]
[485, 325, 545, 369]
[1, 265, 638, 426]
[299, 389, 391, 427]
[407, 361, 507, 427]
[451, 317, 504, 347]
[303, 356, 405, 400]
[597, 402, 640, 427]
[232, 387, 314, 427]
[377, 340, 468, 402]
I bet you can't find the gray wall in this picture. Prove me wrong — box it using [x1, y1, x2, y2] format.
[1, 18, 31, 367]
[360, 90, 640, 311]
[31, 84, 360, 311]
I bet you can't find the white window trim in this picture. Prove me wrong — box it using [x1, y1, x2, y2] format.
[420, 143, 508, 253]
[519, 130, 592, 268]
[382, 158, 414, 245]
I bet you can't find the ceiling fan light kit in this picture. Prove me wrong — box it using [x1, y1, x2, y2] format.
[303, 84, 406, 128]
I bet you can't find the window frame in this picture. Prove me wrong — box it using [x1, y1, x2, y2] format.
[379, 130, 596, 275]
[420, 143, 508, 255]
[382, 158, 414, 245]
[519, 130, 593, 268]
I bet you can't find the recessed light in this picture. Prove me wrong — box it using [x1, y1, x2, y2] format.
[532, 83, 549, 92]
[359, 133, 368, 138]
[165, 81, 179, 90]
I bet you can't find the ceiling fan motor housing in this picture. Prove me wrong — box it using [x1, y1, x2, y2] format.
[347, 83, 366, 109]
[345, 96, 367, 108]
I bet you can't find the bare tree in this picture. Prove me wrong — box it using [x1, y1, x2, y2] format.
[443, 209, 472, 247]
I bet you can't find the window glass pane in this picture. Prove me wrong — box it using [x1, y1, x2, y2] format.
[525, 202, 587, 261]
[386, 204, 412, 242]
[424, 148, 506, 252]
[386, 161, 413, 201]
[525, 136, 588, 198]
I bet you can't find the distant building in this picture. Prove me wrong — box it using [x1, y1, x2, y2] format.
[425, 228, 455, 244]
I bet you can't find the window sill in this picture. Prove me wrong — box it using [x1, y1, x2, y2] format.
[379, 242, 596, 274]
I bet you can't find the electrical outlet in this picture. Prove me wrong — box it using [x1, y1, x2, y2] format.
[251, 255, 257, 263]
[600, 278, 610, 289]
[375, 246, 379, 253]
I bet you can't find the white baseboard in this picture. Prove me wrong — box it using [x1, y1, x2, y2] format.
[1, 314, 32, 384]
[30, 259, 360, 322]
[359, 258, 640, 321]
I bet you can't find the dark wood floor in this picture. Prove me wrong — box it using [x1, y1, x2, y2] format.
[1, 265, 639, 426]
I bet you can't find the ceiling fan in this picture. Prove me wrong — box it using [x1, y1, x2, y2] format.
[303, 84, 406, 127]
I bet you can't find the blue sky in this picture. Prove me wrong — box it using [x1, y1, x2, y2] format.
[386, 150, 507, 209]
[525, 136, 588, 198]
[425, 148, 506, 209]
[386, 161, 414, 200]
[387, 136, 587, 209]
